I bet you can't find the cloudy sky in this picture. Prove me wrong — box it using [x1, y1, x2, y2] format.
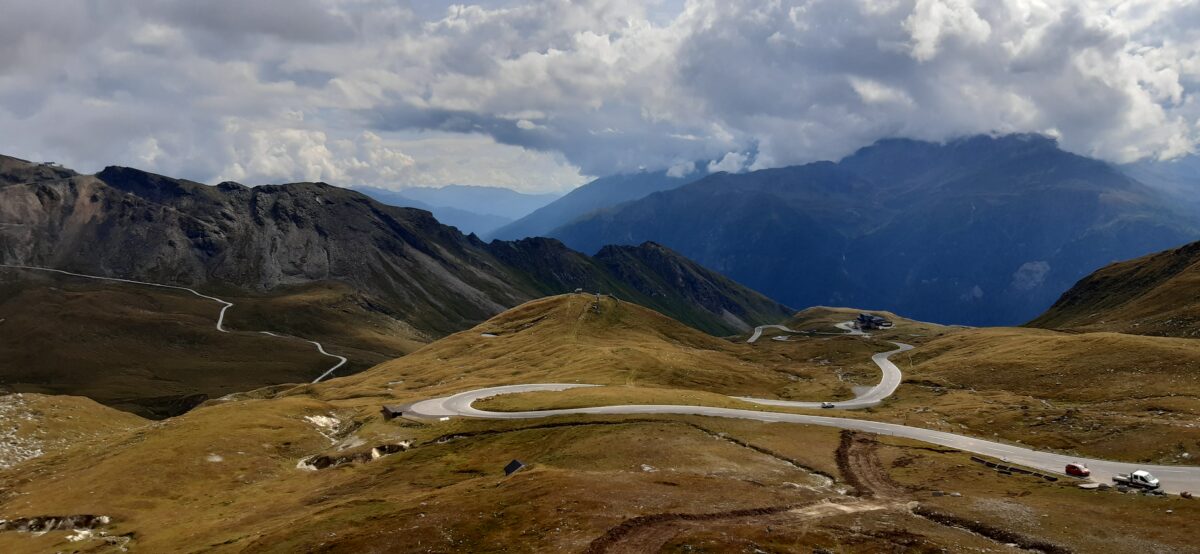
[1, 0, 1197, 193]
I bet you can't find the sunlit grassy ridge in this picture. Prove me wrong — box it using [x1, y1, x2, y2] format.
[318, 293, 891, 404]
[4, 293, 1200, 552]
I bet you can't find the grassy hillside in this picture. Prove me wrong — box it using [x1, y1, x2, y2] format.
[0, 393, 146, 470]
[320, 294, 882, 403]
[889, 327, 1200, 463]
[3, 295, 1200, 552]
[1, 301, 1196, 552]
[783, 306, 955, 336]
[0, 269, 418, 418]
[1030, 240, 1200, 337]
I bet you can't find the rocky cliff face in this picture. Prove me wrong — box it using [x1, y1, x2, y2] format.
[0, 155, 790, 336]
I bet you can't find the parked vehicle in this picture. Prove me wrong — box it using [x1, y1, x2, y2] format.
[1112, 470, 1160, 489]
[1065, 463, 1090, 477]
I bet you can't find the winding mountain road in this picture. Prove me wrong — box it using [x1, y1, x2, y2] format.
[746, 321, 866, 344]
[745, 319, 907, 409]
[746, 324, 799, 343]
[408, 384, 1200, 494]
[0, 264, 346, 383]
[407, 325, 1200, 495]
[736, 342, 913, 409]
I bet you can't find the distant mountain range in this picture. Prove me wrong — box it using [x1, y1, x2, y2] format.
[0, 155, 790, 338]
[1120, 154, 1200, 212]
[547, 134, 1199, 326]
[394, 184, 560, 220]
[353, 186, 514, 236]
[353, 184, 558, 237]
[488, 168, 704, 241]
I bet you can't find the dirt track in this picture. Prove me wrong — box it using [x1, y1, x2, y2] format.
[835, 430, 907, 498]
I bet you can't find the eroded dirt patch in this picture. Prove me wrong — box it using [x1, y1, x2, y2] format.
[835, 430, 907, 498]
[582, 502, 806, 554]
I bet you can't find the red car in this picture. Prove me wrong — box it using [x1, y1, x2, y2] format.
[1065, 463, 1091, 477]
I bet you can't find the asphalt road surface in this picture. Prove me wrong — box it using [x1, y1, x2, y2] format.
[408, 382, 1200, 494]
[735, 342, 913, 409]
[745, 320, 906, 409]
[747, 324, 799, 343]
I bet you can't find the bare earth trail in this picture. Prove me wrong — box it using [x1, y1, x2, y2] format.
[409, 340, 1200, 494]
[0, 264, 347, 383]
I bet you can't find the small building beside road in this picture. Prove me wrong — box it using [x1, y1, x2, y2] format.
[856, 313, 893, 330]
[380, 405, 405, 420]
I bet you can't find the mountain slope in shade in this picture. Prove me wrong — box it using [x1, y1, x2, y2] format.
[0, 155, 790, 339]
[1029, 240, 1200, 337]
[488, 168, 704, 240]
[553, 134, 1199, 326]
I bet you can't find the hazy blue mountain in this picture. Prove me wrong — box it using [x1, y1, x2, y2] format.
[396, 184, 559, 220]
[552, 134, 1200, 326]
[488, 168, 706, 240]
[1121, 155, 1200, 211]
[354, 186, 513, 236]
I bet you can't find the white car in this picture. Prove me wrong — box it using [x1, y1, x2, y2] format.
[1113, 469, 1160, 489]
[820, 402, 835, 409]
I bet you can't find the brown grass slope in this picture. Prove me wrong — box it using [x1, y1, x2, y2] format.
[318, 293, 884, 402]
[1030, 239, 1200, 337]
[895, 327, 1200, 463]
[3, 296, 1200, 552]
[784, 306, 954, 336]
[0, 393, 146, 470]
[0, 269, 412, 418]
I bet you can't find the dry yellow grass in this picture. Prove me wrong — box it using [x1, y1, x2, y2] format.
[873, 327, 1200, 463]
[474, 386, 792, 412]
[4, 294, 1200, 552]
[0, 393, 146, 470]
[910, 327, 1200, 401]
[784, 306, 956, 339]
[316, 294, 893, 405]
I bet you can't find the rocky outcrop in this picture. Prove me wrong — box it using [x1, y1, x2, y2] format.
[0, 155, 790, 337]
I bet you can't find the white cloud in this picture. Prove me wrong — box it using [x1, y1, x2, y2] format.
[214, 125, 586, 192]
[666, 160, 696, 177]
[849, 77, 916, 107]
[0, 0, 1198, 191]
[903, 0, 992, 62]
[708, 151, 750, 173]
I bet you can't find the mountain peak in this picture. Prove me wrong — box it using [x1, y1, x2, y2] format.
[0, 154, 78, 185]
